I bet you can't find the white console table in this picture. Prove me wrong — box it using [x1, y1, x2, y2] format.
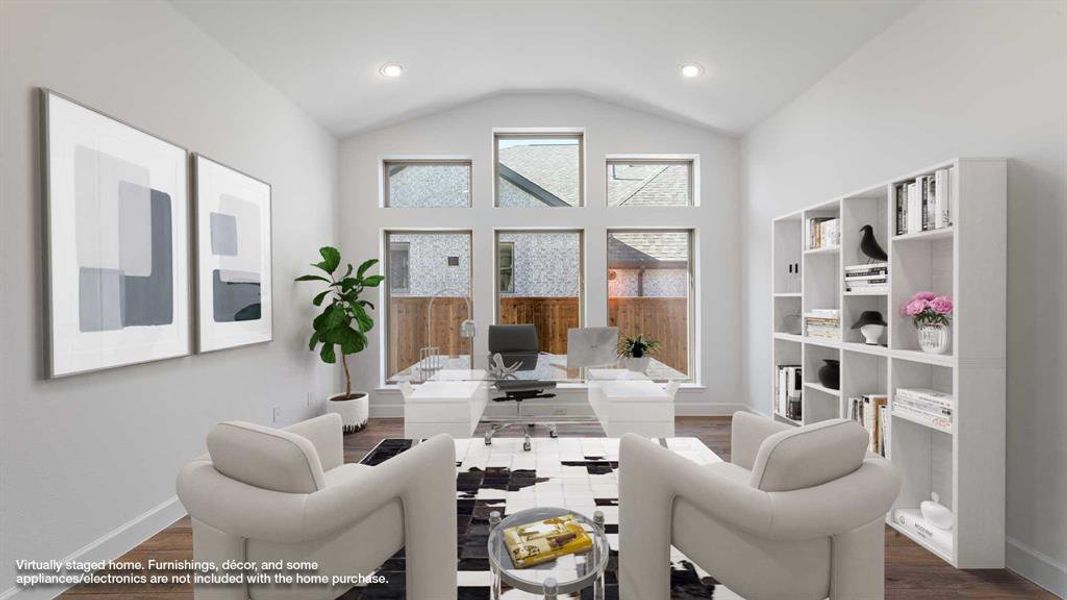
[587, 380, 675, 437]
[403, 381, 488, 439]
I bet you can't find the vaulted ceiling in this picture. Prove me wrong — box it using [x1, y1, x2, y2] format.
[171, 1, 915, 137]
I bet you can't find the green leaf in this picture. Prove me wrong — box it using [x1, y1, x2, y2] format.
[337, 326, 367, 355]
[339, 277, 360, 291]
[352, 303, 374, 332]
[358, 299, 375, 310]
[343, 263, 354, 279]
[312, 290, 331, 306]
[316, 246, 341, 274]
[295, 274, 330, 283]
[356, 258, 379, 279]
[361, 275, 384, 288]
[308, 331, 320, 351]
[312, 303, 346, 332]
[319, 343, 336, 364]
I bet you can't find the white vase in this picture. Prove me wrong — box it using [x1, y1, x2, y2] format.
[918, 324, 950, 354]
[626, 356, 650, 372]
[326, 391, 369, 433]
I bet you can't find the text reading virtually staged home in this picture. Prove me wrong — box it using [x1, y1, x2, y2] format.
[1, 1, 1064, 599]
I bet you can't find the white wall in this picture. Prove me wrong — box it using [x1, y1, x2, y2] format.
[339, 93, 742, 416]
[741, 1, 1066, 594]
[0, 1, 338, 596]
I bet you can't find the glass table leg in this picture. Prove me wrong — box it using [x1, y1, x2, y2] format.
[489, 511, 502, 600]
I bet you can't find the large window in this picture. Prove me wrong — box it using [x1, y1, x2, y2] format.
[385, 231, 472, 382]
[495, 230, 583, 355]
[607, 230, 693, 381]
[495, 133, 583, 207]
[606, 159, 694, 207]
[383, 160, 471, 208]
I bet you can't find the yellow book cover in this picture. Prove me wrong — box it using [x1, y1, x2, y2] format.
[502, 513, 593, 568]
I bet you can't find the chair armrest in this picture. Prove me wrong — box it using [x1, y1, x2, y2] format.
[730, 411, 790, 470]
[285, 413, 344, 472]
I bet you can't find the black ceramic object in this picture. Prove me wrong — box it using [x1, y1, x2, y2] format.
[818, 359, 841, 390]
[860, 225, 888, 262]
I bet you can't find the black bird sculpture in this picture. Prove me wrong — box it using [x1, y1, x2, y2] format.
[859, 224, 888, 262]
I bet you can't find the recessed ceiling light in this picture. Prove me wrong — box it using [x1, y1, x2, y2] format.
[379, 63, 404, 78]
[680, 64, 704, 78]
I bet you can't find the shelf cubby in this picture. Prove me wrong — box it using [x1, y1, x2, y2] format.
[769, 158, 1006, 569]
[773, 295, 803, 335]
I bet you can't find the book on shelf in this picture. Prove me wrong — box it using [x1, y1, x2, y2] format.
[895, 388, 954, 417]
[502, 513, 593, 568]
[892, 508, 953, 556]
[847, 394, 888, 455]
[845, 262, 888, 276]
[893, 403, 953, 433]
[775, 365, 802, 420]
[806, 217, 840, 250]
[896, 168, 953, 235]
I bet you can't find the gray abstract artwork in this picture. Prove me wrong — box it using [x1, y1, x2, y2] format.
[210, 194, 262, 322]
[76, 146, 173, 332]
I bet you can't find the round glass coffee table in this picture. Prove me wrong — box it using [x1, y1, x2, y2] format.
[487, 507, 609, 599]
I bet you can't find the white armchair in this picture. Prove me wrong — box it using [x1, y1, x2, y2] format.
[619, 412, 900, 600]
[177, 413, 457, 600]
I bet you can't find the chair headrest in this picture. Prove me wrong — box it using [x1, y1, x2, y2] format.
[749, 418, 869, 492]
[488, 324, 539, 352]
[207, 421, 326, 493]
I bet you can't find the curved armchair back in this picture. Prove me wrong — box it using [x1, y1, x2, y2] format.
[207, 420, 327, 493]
[749, 418, 869, 492]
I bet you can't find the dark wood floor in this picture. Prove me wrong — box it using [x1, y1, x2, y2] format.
[63, 417, 1054, 599]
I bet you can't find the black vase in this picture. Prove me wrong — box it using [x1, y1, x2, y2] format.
[818, 359, 840, 390]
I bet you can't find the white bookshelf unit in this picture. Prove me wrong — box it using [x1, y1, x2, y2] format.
[770, 158, 1006, 568]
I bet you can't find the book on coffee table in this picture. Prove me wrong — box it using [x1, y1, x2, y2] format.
[502, 513, 593, 568]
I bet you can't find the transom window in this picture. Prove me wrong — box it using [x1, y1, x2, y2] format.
[495, 133, 583, 207]
[383, 160, 471, 208]
[607, 159, 694, 207]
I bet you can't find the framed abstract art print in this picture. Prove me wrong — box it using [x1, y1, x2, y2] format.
[41, 89, 191, 377]
[192, 154, 273, 352]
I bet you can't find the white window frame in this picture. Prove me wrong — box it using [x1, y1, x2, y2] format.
[606, 227, 697, 382]
[492, 128, 585, 208]
[605, 154, 700, 207]
[379, 156, 473, 208]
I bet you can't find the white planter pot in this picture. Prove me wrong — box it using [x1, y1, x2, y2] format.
[917, 324, 950, 354]
[326, 392, 369, 434]
[625, 356, 650, 373]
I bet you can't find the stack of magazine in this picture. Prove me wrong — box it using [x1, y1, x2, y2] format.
[804, 309, 840, 339]
[845, 263, 888, 293]
[893, 388, 954, 433]
[502, 513, 593, 568]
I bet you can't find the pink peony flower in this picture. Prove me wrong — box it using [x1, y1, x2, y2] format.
[913, 291, 937, 302]
[930, 295, 954, 315]
[903, 298, 929, 316]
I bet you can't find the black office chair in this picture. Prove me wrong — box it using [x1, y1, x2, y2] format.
[487, 324, 539, 370]
[485, 324, 555, 450]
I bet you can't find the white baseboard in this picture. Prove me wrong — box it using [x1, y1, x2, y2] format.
[0, 497, 186, 600]
[1007, 537, 1067, 598]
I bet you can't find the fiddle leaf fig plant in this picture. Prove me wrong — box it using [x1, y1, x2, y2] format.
[295, 246, 383, 398]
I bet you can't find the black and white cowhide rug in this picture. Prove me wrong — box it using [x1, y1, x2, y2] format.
[347, 437, 742, 599]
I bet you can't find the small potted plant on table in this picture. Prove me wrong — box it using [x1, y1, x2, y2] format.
[296, 246, 383, 433]
[617, 334, 660, 373]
